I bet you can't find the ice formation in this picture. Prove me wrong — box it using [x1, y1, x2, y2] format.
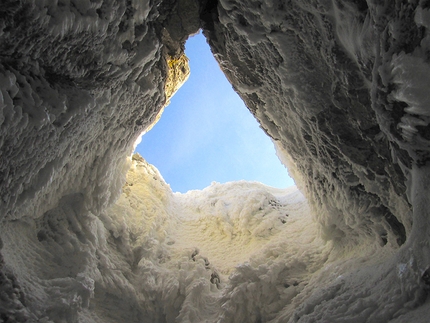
[2, 0, 430, 322]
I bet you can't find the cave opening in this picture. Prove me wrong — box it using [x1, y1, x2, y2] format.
[134, 32, 295, 193]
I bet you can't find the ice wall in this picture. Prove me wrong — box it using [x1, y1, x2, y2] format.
[202, 0, 419, 246]
[0, 0, 197, 320]
[0, 0, 166, 221]
[2, 0, 430, 322]
[200, 1, 430, 321]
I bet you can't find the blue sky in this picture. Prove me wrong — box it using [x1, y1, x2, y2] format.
[135, 32, 294, 193]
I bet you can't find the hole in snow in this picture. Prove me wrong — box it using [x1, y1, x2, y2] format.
[135, 32, 294, 193]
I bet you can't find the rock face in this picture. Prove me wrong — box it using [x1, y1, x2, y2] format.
[1, 0, 430, 322]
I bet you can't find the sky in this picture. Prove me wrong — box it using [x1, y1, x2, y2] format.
[135, 32, 295, 193]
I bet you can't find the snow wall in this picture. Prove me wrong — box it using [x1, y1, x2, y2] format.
[2, 0, 430, 322]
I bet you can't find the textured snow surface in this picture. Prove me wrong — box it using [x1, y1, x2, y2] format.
[0, 155, 426, 322]
[0, 157, 345, 322]
[0, 0, 167, 222]
[204, 0, 420, 247]
[2, 0, 430, 322]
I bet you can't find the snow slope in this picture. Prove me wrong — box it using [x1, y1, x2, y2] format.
[0, 153, 328, 322]
[98, 156, 430, 323]
[0, 154, 416, 322]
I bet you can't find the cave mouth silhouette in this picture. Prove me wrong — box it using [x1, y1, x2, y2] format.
[134, 33, 295, 193]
